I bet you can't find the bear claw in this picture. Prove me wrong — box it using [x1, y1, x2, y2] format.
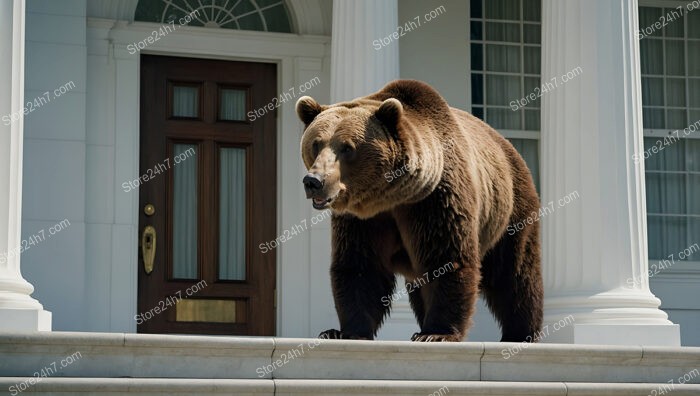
[411, 333, 462, 342]
[318, 329, 343, 339]
[318, 329, 370, 340]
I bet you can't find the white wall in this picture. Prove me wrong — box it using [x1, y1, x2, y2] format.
[399, 0, 469, 111]
[651, 266, 700, 346]
[83, 20, 140, 333]
[21, 0, 88, 331]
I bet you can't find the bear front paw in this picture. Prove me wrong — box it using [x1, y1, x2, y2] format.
[318, 329, 371, 340]
[411, 332, 463, 342]
[319, 329, 343, 339]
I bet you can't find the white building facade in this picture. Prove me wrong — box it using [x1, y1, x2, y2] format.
[0, 0, 697, 346]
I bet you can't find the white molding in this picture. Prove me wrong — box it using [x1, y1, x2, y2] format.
[287, 0, 330, 35]
[86, 0, 329, 35]
[639, 0, 695, 7]
[102, 20, 328, 61]
[643, 129, 700, 138]
[498, 130, 540, 140]
[648, 260, 700, 276]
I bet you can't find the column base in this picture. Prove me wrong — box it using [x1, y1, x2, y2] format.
[543, 323, 680, 346]
[0, 308, 52, 331]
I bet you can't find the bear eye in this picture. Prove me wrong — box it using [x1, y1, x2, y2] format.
[339, 144, 355, 156]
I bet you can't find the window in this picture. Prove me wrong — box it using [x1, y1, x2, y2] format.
[135, 0, 293, 33]
[470, 0, 541, 190]
[639, 4, 700, 261]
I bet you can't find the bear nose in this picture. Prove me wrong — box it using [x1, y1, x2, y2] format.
[302, 173, 324, 197]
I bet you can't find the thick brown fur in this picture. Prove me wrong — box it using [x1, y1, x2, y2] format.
[296, 80, 542, 342]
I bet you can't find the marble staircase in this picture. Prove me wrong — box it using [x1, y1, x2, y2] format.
[1, 332, 699, 395]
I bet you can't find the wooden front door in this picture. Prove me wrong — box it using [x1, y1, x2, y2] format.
[137, 55, 276, 335]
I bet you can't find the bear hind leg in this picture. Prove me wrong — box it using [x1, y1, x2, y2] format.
[408, 280, 426, 328]
[481, 228, 543, 342]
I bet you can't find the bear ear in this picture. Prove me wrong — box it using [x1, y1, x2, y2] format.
[296, 96, 323, 126]
[375, 98, 403, 138]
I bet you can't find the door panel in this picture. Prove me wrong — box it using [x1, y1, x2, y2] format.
[138, 55, 276, 335]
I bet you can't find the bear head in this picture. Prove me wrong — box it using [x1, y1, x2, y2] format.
[296, 94, 444, 219]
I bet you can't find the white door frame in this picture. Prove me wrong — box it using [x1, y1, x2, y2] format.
[86, 18, 330, 336]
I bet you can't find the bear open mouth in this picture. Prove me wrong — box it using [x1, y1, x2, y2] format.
[312, 197, 332, 210]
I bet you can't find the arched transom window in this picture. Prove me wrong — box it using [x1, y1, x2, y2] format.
[135, 0, 293, 33]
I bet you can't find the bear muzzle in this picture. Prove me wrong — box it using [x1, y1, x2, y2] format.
[303, 172, 337, 210]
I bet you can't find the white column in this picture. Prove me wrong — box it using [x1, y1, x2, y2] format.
[331, 0, 399, 102]
[0, 0, 52, 331]
[541, 0, 678, 345]
[330, 0, 416, 340]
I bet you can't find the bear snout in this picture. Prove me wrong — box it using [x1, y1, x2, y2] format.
[302, 173, 324, 198]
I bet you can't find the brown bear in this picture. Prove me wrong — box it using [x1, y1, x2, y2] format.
[296, 80, 542, 342]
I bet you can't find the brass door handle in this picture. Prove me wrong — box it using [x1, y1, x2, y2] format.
[142, 225, 156, 274]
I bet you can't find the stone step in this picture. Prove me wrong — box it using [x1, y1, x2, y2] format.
[0, 332, 699, 385]
[2, 378, 700, 396]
